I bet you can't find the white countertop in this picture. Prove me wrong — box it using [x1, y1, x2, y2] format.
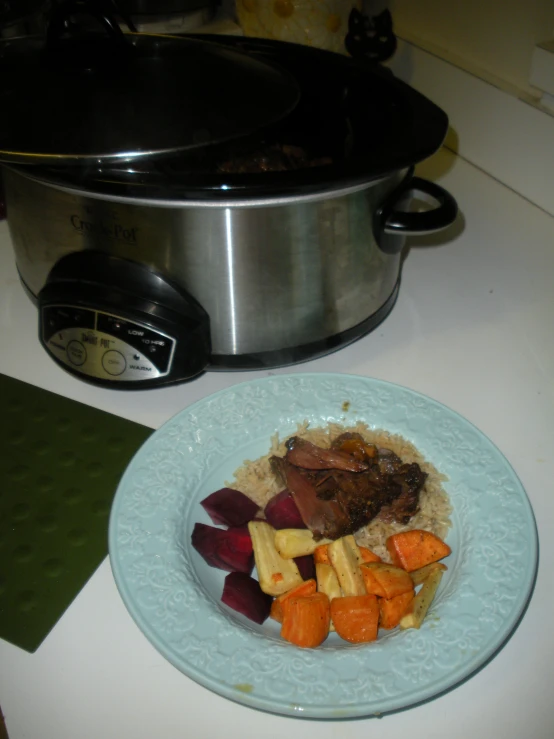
[1, 148, 554, 739]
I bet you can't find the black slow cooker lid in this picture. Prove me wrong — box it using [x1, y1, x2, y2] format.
[0, 8, 300, 164]
[7, 35, 450, 201]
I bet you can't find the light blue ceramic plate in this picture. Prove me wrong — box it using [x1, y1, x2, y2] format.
[108, 373, 538, 719]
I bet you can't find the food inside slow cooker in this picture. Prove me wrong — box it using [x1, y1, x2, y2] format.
[217, 142, 333, 174]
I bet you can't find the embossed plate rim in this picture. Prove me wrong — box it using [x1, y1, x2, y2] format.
[108, 373, 538, 719]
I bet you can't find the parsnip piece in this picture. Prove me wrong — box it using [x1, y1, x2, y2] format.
[400, 567, 444, 630]
[409, 562, 447, 588]
[248, 521, 303, 596]
[315, 562, 342, 632]
[328, 535, 366, 596]
[274, 528, 331, 559]
[315, 563, 342, 600]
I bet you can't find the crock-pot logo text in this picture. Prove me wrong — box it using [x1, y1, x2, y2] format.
[70, 215, 138, 244]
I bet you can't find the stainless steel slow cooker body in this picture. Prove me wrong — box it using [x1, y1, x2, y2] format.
[1, 33, 459, 387]
[5, 166, 408, 361]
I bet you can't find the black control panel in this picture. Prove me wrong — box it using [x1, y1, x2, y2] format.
[42, 305, 177, 381]
[38, 252, 211, 389]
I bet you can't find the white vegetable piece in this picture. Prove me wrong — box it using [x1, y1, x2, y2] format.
[315, 562, 342, 632]
[328, 535, 366, 596]
[409, 562, 447, 588]
[248, 521, 304, 596]
[315, 562, 342, 600]
[274, 528, 331, 559]
[400, 567, 444, 630]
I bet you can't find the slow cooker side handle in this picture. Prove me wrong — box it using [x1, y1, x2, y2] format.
[376, 176, 458, 254]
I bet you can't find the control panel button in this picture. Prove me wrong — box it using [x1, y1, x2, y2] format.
[102, 350, 127, 376]
[66, 340, 87, 366]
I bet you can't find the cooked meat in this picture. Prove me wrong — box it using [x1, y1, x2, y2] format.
[285, 436, 369, 472]
[275, 460, 352, 541]
[270, 453, 288, 486]
[379, 463, 427, 524]
[271, 437, 427, 540]
[376, 448, 403, 475]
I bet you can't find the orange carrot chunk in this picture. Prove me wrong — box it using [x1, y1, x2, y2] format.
[358, 546, 381, 564]
[360, 562, 414, 599]
[360, 566, 387, 597]
[270, 578, 317, 623]
[386, 530, 451, 572]
[379, 589, 415, 629]
[280, 592, 330, 648]
[313, 544, 331, 565]
[330, 595, 380, 643]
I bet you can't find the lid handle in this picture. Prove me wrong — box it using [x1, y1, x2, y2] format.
[46, 0, 131, 51]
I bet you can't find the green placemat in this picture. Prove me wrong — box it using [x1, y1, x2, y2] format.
[0, 375, 152, 652]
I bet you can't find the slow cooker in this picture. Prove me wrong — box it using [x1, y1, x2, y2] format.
[0, 6, 458, 388]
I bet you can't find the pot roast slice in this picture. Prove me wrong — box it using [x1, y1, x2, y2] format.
[270, 455, 352, 540]
[284, 436, 369, 472]
[270, 436, 428, 540]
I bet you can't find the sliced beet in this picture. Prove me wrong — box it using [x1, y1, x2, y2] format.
[264, 489, 306, 530]
[200, 487, 260, 527]
[294, 554, 316, 581]
[221, 572, 273, 624]
[191, 522, 254, 574]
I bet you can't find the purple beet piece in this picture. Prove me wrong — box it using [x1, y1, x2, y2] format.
[200, 487, 260, 527]
[221, 572, 273, 624]
[191, 523, 254, 574]
[264, 489, 306, 530]
[294, 554, 316, 581]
